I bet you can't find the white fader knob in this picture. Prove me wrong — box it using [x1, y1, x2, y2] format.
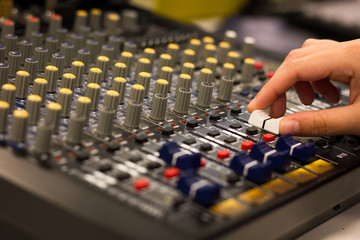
[248, 110, 283, 135]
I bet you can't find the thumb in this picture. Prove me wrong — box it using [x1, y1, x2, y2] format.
[279, 103, 360, 136]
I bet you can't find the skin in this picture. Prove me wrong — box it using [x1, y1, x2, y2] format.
[247, 38, 360, 136]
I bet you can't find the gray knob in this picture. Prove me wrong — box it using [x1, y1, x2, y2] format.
[173, 88, 191, 115]
[79, 25, 90, 41]
[4, 34, 17, 55]
[66, 113, 86, 145]
[134, 57, 151, 81]
[60, 42, 74, 67]
[34, 47, 48, 72]
[108, 35, 123, 58]
[222, 62, 235, 79]
[157, 54, 172, 73]
[187, 38, 201, 60]
[241, 58, 255, 83]
[0, 101, 9, 133]
[111, 77, 126, 104]
[75, 96, 91, 124]
[9, 109, 28, 143]
[51, 53, 65, 77]
[113, 62, 127, 78]
[85, 39, 100, 63]
[242, 36, 255, 60]
[196, 81, 213, 108]
[1, 20, 15, 43]
[19, 40, 33, 63]
[0, 83, 16, 112]
[105, 13, 120, 35]
[94, 30, 106, 47]
[166, 43, 179, 67]
[44, 65, 59, 93]
[197, 68, 213, 91]
[8, 51, 21, 77]
[45, 37, 59, 60]
[224, 30, 237, 47]
[96, 107, 116, 136]
[137, 72, 151, 98]
[202, 36, 215, 45]
[104, 90, 120, 111]
[69, 33, 83, 53]
[76, 49, 90, 70]
[24, 58, 38, 84]
[29, 32, 44, 48]
[32, 78, 48, 106]
[176, 73, 192, 95]
[180, 49, 196, 66]
[217, 41, 231, 65]
[87, 67, 102, 84]
[119, 51, 133, 76]
[143, 48, 156, 70]
[14, 70, 30, 99]
[61, 73, 76, 91]
[90, 8, 102, 31]
[85, 83, 100, 111]
[57, 88, 73, 118]
[73, 9, 88, 32]
[121, 9, 139, 32]
[217, 76, 234, 102]
[204, 57, 217, 75]
[226, 51, 241, 70]
[180, 62, 195, 78]
[48, 13, 63, 36]
[25, 94, 42, 125]
[95, 55, 110, 82]
[55, 27, 67, 44]
[124, 84, 145, 128]
[45, 102, 62, 133]
[150, 79, 168, 121]
[158, 66, 173, 91]
[70, 61, 84, 87]
[33, 121, 52, 154]
[0, 45, 5, 62]
[100, 44, 115, 61]
[123, 41, 137, 55]
[202, 44, 216, 62]
[0, 63, 9, 86]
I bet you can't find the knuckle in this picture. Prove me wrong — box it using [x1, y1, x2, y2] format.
[302, 38, 317, 48]
[311, 113, 328, 136]
[286, 49, 302, 60]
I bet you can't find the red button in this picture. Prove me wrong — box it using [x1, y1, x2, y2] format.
[255, 61, 264, 70]
[217, 149, 230, 159]
[29, 16, 39, 22]
[4, 20, 14, 25]
[200, 158, 206, 167]
[241, 141, 254, 150]
[164, 167, 180, 179]
[134, 178, 150, 190]
[263, 133, 275, 142]
[267, 71, 274, 79]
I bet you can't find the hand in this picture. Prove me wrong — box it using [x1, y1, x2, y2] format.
[247, 38, 360, 136]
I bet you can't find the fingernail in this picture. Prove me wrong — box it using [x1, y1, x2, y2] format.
[281, 120, 300, 135]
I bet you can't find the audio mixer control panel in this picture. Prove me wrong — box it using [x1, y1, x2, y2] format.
[0, 6, 359, 240]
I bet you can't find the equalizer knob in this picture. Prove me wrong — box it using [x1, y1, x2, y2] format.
[134, 58, 151, 81]
[105, 13, 120, 35]
[217, 77, 234, 102]
[166, 43, 179, 66]
[113, 62, 127, 78]
[181, 49, 196, 66]
[90, 8, 102, 31]
[197, 68, 213, 91]
[176, 73, 192, 95]
[100, 45, 115, 61]
[26, 94, 42, 125]
[76, 49, 90, 70]
[0, 101, 9, 133]
[204, 57, 218, 75]
[51, 53, 65, 77]
[217, 41, 231, 65]
[242, 36, 255, 60]
[66, 114, 86, 145]
[226, 51, 241, 70]
[33, 121, 53, 154]
[0, 63, 9, 85]
[34, 47, 48, 71]
[32, 78, 48, 106]
[75, 96, 91, 124]
[9, 109, 28, 143]
[45, 102, 62, 133]
[222, 63, 235, 79]
[157, 54, 172, 73]
[196, 81, 214, 108]
[150, 79, 168, 121]
[73, 9, 88, 32]
[70, 61, 84, 87]
[1, 20, 15, 43]
[173, 88, 191, 115]
[24, 58, 38, 84]
[158, 66, 173, 91]
[48, 13, 63, 36]
[44, 65, 59, 93]
[1, 84, 16, 112]
[0, 45, 5, 62]
[8, 51, 21, 77]
[241, 58, 255, 83]
[224, 30, 237, 47]
[57, 88, 73, 117]
[124, 84, 145, 128]
[96, 107, 116, 137]
[85, 83, 100, 111]
[143, 48, 156, 69]
[111, 77, 126, 104]
[61, 73, 76, 91]
[137, 72, 151, 97]
[87, 67, 102, 84]
[104, 90, 120, 112]
[181, 62, 195, 78]
[19, 40, 33, 63]
[96, 56, 110, 82]
[14, 71, 30, 99]
[4, 34, 17, 55]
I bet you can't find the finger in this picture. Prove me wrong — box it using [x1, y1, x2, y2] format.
[294, 81, 314, 105]
[248, 46, 356, 112]
[279, 103, 360, 136]
[302, 38, 338, 48]
[268, 94, 287, 118]
[311, 79, 340, 103]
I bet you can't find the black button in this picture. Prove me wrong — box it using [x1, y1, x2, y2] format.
[162, 126, 174, 136]
[224, 136, 237, 143]
[246, 127, 258, 135]
[146, 161, 161, 170]
[230, 106, 242, 115]
[257, 69, 265, 75]
[128, 155, 143, 162]
[315, 139, 327, 147]
[230, 123, 242, 129]
[98, 160, 112, 172]
[226, 172, 240, 184]
[183, 138, 196, 145]
[258, 74, 267, 81]
[207, 130, 220, 137]
[200, 143, 212, 152]
[107, 140, 120, 152]
[186, 119, 199, 128]
[209, 113, 221, 121]
[112, 171, 131, 181]
[75, 149, 90, 161]
[135, 133, 148, 143]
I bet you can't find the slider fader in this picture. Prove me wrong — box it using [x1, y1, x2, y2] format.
[0, 7, 359, 240]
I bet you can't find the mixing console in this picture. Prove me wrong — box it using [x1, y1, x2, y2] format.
[0, 6, 359, 240]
